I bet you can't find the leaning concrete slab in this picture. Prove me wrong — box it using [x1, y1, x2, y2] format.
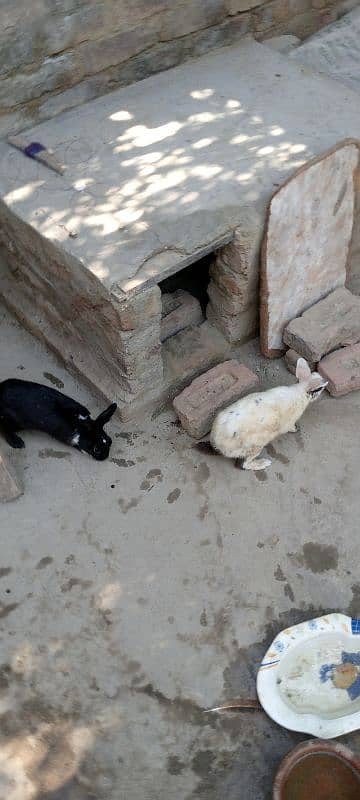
[260, 142, 359, 357]
[1, 37, 360, 416]
[0, 447, 22, 502]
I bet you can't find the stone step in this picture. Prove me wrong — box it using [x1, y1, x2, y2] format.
[290, 7, 360, 95]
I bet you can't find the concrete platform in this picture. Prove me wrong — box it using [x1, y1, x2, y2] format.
[1, 303, 360, 800]
[1, 36, 360, 417]
[1, 36, 360, 295]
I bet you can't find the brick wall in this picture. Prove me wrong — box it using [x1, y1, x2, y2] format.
[0, 0, 356, 136]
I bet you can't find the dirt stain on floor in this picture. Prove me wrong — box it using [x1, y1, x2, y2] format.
[254, 471, 268, 482]
[348, 583, 360, 617]
[167, 488, 181, 504]
[0, 602, 19, 619]
[118, 497, 140, 513]
[0, 567, 12, 579]
[284, 583, 295, 602]
[266, 443, 290, 464]
[302, 542, 339, 573]
[36, 556, 53, 570]
[61, 577, 92, 592]
[111, 458, 135, 468]
[146, 468, 163, 482]
[167, 755, 185, 775]
[43, 372, 64, 389]
[38, 449, 71, 460]
[274, 565, 286, 582]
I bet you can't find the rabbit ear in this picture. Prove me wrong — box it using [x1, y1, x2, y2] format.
[95, 403, 117, 427]
[295, 358, 311, 383]
[308, 373, 328, 392]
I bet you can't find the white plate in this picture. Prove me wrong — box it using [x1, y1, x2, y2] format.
[257, 613, 360, 738]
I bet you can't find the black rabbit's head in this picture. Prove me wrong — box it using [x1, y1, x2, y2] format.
[74, 403, 117, 460]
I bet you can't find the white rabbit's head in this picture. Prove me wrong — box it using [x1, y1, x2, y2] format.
[296, 358, 328, 401]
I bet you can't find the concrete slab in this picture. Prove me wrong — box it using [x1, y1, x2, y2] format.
[290, 8, 360, 95]
[1, 302, 360, 799]
[260, 142, 359, 357]
[1, 37, 360, 297]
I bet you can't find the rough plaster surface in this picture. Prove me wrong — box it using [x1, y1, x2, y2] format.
[1, 39, 360, 298]
[290, 7, 360, 94]
[1, 304, 360, 799]
[260, 142, 359, 357]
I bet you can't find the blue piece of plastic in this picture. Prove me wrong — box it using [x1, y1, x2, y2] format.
[24, 142, 46, 159]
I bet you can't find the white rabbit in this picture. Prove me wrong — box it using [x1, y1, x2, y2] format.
[210, 358, 327, 471]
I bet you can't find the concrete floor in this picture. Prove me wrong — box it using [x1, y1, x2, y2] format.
[1, 304, 359, 800]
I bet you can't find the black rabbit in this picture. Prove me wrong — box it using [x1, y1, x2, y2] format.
[0, 379, 117, 461]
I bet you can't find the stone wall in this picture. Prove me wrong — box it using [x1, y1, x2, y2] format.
[0, 0, 355, 137]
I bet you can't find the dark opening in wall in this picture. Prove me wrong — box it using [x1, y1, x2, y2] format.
[159, 252, 213, 314]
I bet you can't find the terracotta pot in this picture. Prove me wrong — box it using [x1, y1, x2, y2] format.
[273, 739, 360, 800]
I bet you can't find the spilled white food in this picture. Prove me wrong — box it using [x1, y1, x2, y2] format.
[257, 613, 360, 738]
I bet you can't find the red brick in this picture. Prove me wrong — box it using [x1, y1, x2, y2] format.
[283, 288, 360, 363]
[318, 343, 360, 397]
[160, 290, 203, 342]
[173, 359, 259, 438]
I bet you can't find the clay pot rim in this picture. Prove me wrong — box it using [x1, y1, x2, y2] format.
[273, 738, 360, 800]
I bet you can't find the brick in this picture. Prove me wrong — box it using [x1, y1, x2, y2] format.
[284, 349, 316, 375]
[318, 343, 360, 397]
[112, 286, 162, 332]
[0, 449, 23, 503]
[283, 288, 360, 363]
[161, 290, 203, 342]
[207, 300, 258, 344]
[173, 359, 259, 438]
[207, 214, 262, 343]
